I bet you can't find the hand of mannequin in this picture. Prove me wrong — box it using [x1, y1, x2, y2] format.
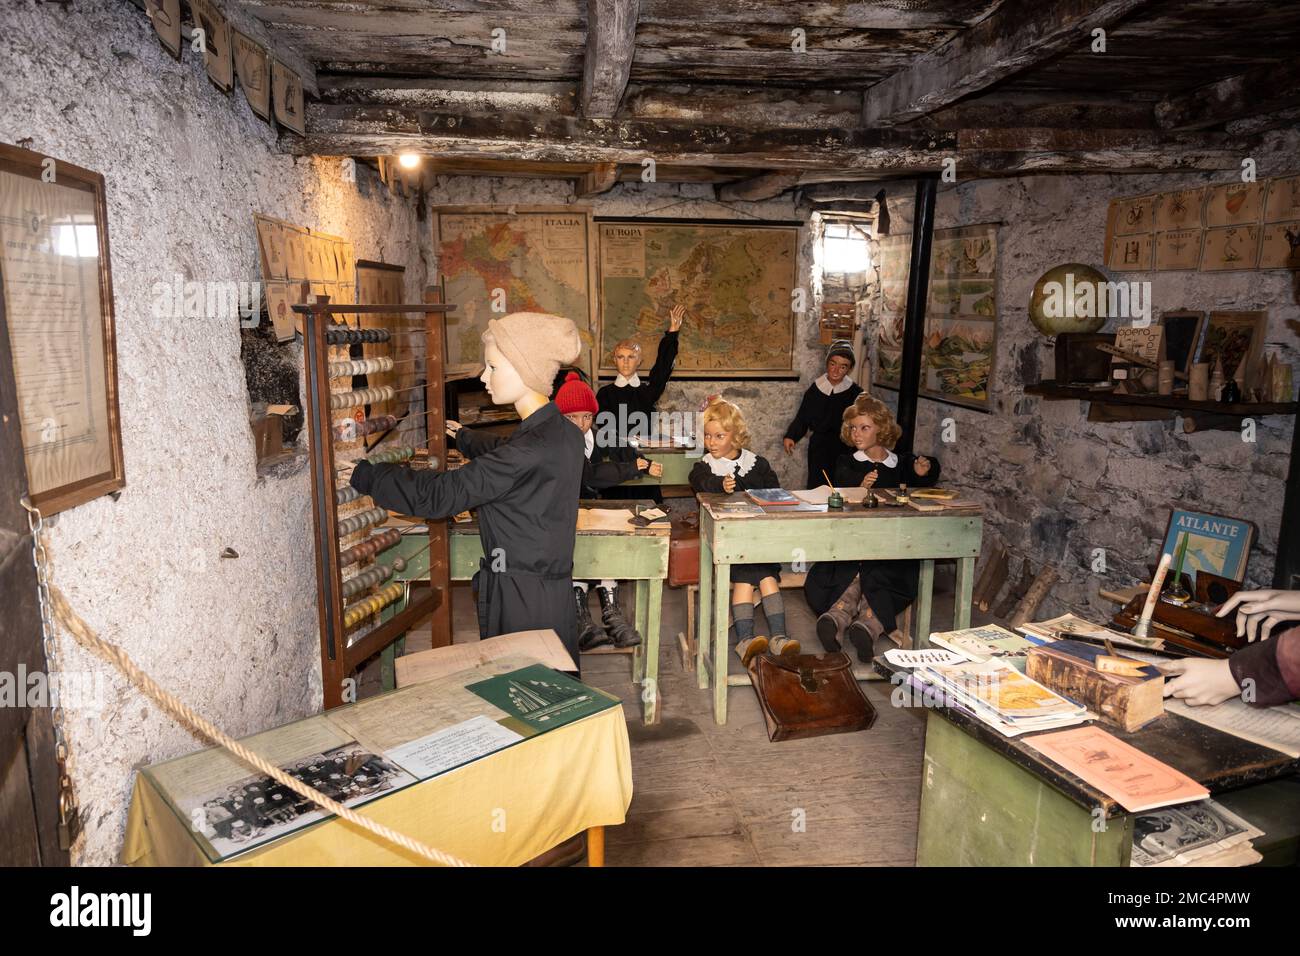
[669, 304, 686, 332]
[1157, 658, 1241, 707]
[481, 336, 547, 420]
[445, 420, 462, 437]
[782, 438, 795, 455]
[1216, 588, 1300, 642]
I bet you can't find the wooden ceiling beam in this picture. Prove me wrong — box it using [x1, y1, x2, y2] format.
[861, 0, 1156, 127]
[293, 104, 956, 171]
[1155, 59, 1300, 132]
[716, 171, 804, 202]
[287, 105, 1246, 175]
[580, 0, 641, 119]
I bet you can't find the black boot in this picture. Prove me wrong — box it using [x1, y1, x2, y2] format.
[576, 586, 612, 651]
[597, 585, 642, 648]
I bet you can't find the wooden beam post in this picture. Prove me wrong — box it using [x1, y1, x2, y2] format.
[862, 0, 1155, 127]
[575, 162, 619, 197]
[895, 176, 937, 457]
[580, 0, 640, 119]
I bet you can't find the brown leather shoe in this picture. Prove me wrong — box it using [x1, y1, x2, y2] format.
[816, 576, 861, 652]
[846, 599, 886, 663]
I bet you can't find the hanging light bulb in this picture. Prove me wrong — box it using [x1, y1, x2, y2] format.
[397, 153, 421, 169]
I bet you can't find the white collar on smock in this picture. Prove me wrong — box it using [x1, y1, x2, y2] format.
[814, 374, 854, 396]
[702, 449, 757, 477]
[613, 373, 641, 388]
[854, 449, 898, 469]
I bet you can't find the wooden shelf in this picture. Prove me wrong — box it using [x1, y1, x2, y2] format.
[1025, 382, 1297, 418]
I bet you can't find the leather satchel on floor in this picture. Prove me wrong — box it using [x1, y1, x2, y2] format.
[748, 651, 877, 742]
[667, 510, 700, 587]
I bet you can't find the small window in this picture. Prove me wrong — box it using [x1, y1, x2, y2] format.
[822, 221, 872, 275]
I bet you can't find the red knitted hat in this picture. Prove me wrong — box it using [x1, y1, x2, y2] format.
[555, 371, 598, 415]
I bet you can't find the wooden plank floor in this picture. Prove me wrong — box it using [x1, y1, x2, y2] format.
[581, 583, 933, 866]
[389, 576, 963, 867]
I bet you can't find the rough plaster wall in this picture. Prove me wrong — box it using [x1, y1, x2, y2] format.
[421, 177, 829, 487]
[1, 1, 426, 864]
[875, 131, 1300, 621]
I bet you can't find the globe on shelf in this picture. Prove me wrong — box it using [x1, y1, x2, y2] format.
[1027, 263, 1110, 336]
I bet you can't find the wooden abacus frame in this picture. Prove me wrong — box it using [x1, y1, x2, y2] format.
[295, 293, 454, 709]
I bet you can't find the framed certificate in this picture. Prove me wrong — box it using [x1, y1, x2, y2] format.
[0, 144, 124, 514]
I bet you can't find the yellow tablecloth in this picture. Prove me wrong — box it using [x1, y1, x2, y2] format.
[122, 706, 632, 867]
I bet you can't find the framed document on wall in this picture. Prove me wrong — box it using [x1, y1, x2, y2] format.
[0, 144, 124, 514]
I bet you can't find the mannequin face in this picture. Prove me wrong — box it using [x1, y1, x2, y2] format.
[481, 340, 529, 405]
[613, 346, 641, 379]
[847, 413, 882, 452]
[564, 411, 594, 434]
[702, 420, 737, 459]
[826, 355, 853, 384]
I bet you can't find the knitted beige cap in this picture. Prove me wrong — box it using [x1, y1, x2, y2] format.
[484, 312, 582, 397]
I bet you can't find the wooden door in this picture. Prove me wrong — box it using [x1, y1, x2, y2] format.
[0, 270, 69, 865]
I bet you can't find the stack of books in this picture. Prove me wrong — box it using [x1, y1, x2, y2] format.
[916, 657, 1088, 737]
[929, 623, 1053, 672]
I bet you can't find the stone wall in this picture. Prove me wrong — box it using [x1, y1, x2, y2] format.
[873, 137, 1300, 621]
[2, 1, 427, 864]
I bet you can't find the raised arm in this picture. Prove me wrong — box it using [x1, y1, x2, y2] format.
[644, 329, 681, 406]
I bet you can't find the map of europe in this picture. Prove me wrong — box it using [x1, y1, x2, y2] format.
[598, 222, 797, 375]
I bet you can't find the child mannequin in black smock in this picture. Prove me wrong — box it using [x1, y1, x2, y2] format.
[782, 340, 862, 489]
[351, 313, 585, 670]
[805, 394, 940, 662]
[554, 370, 664, 651]
[689, 397, 800, 664]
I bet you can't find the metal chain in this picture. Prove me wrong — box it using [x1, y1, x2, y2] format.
[19, 495, 81, 850]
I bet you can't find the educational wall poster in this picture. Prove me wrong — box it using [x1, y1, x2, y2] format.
[1160, 509, 1255, 586]
[435, 206, 598, 378]
[872, 223, 999, 411]
[271, 59, 305, 135]
[190, 0, 233, 92]
[0, 144, 125, 514]
[232, 31, 271, 120]
[1105, 172, 1298, 272]
[253, 213, 356, 340]
[144, 0, 182, 59]
[871, 233, 911, 389]
[596, 218, 799, 378]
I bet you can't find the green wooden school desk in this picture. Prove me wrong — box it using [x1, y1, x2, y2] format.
[695, 493, 984, 724]
[876, 656, 1300, 866]
[386, 500, 670, 724]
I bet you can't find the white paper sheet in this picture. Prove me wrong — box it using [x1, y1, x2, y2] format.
[384, 715, 524, 780]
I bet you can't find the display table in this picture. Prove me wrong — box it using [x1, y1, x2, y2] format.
[390, 500, 670, 724]
[875, 657, 1300, 866]
[695, 494, 983, 724]
[122, 657, 633, 867]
